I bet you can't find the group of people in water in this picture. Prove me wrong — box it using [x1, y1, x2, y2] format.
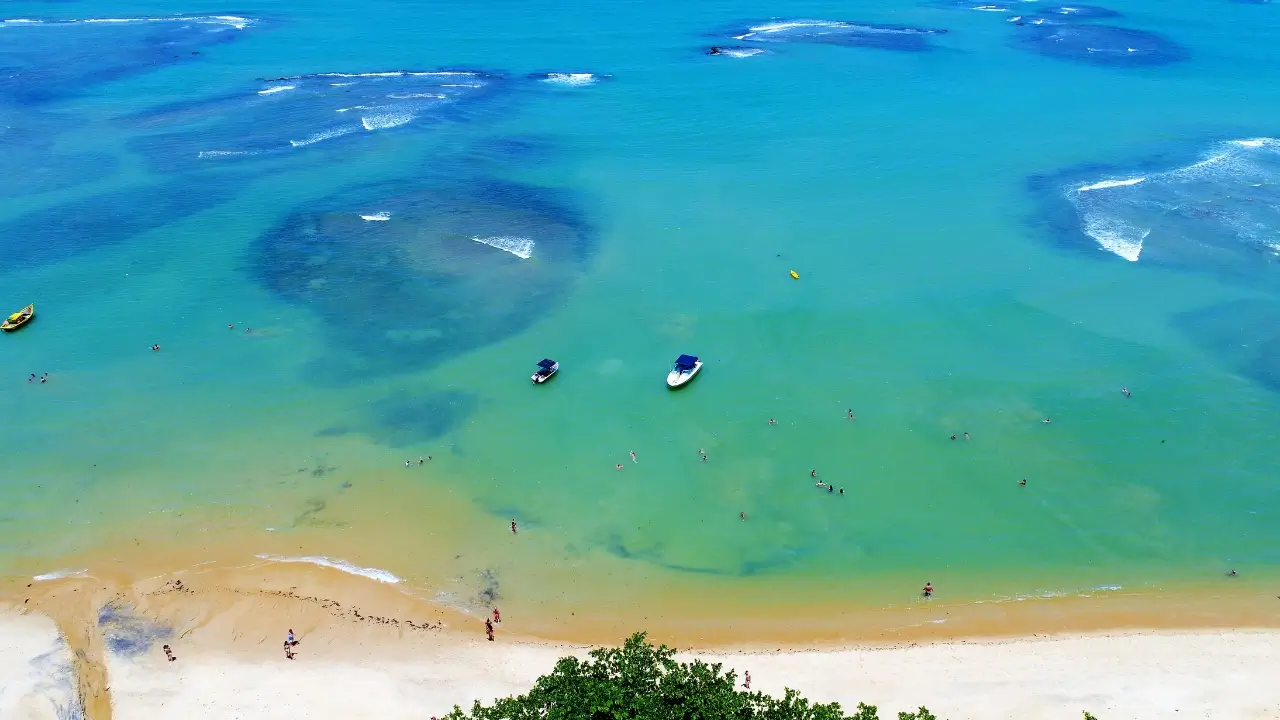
[26, 373, 48, 384]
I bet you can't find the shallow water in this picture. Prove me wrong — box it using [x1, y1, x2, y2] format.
[3, 0, 1280, 627]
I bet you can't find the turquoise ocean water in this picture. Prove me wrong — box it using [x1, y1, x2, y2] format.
[3, 0, 1280, 625]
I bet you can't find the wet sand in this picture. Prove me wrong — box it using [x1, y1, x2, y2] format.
[4, 550, 1280, 719]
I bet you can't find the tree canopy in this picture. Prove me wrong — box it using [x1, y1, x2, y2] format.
[443, 632, 940, 720]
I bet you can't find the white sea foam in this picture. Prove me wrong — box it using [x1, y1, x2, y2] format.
[254, 554, 401, 583]
[360, 212, 391, 222]
[723, 47, 766, 57]
[541, 72, 597, 86]
[257, 84, 296, 95]
[289, 127, 355, 147]
[1066, 137, 1280, 263]
[471, 235, 534, 259]
[361, 112, 414, 130]
[3, 15, 254, 30]
[1077, 177, 1145, 192]
[32, 569, 88, 581]
[197, 149, 254, 158]
[386, 92, 446, 99]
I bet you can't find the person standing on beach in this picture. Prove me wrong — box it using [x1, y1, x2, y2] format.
[163, 645, 175, 662]
[743, 670, 751, 689]
[510, 519, 518, 534]
[492, 608, 501, 624]
[287, 629, 296, 646]
[485, 617, 495, 641]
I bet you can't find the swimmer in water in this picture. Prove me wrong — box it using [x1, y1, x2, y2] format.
[839, 488, 844, 495]
[405, 460, 411, 468]
[964, 432, 970, 440]
[40, 373, 47, 384]
[151, 344, 160, 351]
[510, 520, 517, 534]
[769, 418, 777, 425]
[227, 324, 234, 330]
[1043, 417, 1051, 424]
[701, 454, 708, 463]
[922, 582, 934, 598]
[1019, 479, 1027, 487]
[828, 485, 834, 494]
[418, 457, 424, 466]
[740, 511, 746, 521]
[616, 464, 624, 470]
[950, 434, 956, 441]
[28, 374, 35, 383]
[848, 409, 854, 420]
[630, 451, 637, 463]
[1122, 387, 1131, 397]
[707, 46, 722, 55]
[810, 469, 817, 478]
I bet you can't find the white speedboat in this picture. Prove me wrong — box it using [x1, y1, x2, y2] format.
[666, 354, 702, 388]
[532, 358, 558, 384]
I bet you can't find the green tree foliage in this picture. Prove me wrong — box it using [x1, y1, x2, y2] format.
[443, 632, 939, 720]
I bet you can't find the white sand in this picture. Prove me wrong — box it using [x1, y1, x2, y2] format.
[0, 610, 77, 720]
[103, 629, 1280, 719]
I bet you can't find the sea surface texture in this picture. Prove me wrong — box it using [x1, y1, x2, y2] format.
[3, 0, 1280, 624]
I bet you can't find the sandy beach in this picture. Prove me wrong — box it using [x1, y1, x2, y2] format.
[4, 558, 1280, 720]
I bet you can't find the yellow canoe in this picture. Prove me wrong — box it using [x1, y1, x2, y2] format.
[2, 304, 33, 332]
[790, 270, 800, 279]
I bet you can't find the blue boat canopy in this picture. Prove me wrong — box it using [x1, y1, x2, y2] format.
[674, 354, 699, 370]
[537, 358, 557, 369]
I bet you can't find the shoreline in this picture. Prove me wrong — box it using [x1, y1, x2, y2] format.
[5, 565, 1280, 720]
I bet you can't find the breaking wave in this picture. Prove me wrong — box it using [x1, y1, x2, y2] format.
[472, 235, 534, 259]
[1059, 138, 1280, 268]
[712, 18, 947, 51]
[32, 569, 89, 581]
[360, 212, 391, 221]
[254, 554, 402, 583]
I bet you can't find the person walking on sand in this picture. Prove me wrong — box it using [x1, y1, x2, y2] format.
[287, 629, 296, 646]
[492, 608, 501, 623]
[510, 519, 518, 534]
[163, 644, 175, 662]
[743, 670, 751, 689]
[284, 641, 295, 660]
[485, 617, 495, 641]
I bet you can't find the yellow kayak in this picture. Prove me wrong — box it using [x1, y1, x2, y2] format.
[790, 270, 800, 279]
[2, 304, 33, 332]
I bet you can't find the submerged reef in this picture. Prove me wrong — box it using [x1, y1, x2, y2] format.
[1177, 300, 1280, 392]
[1011, 23, 1188, 66]
[126, 69, 505, 172]
[710, 19, 948, 52]
[252, 176, 594, 381]
[1028, 138, 1280, 281]
[0, 15, 254, 104]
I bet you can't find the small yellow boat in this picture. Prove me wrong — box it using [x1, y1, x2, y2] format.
[790, 270, 800, 279]
[2, 304, 33, 332]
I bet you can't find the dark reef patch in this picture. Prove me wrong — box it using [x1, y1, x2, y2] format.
[0, 15, 253, 105]
[251, 175, 594, 381]
[97, 603, 171, 657]
[0, 179, 236, 269]
[365, 392, 477, 447]
[1035, 5, 1122, 20]
[1027, 138, 1280, 283]
[0, 123, 118, 197]
[1011, 23, 1188, 66]
[1176, 300, 1280, 392]
[711, 19, 947, 52]
[125, 69, 505, 173]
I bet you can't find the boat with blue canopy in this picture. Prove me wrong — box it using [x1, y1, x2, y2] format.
[666, 354, 703, 388]
[531, 358, 559, 384]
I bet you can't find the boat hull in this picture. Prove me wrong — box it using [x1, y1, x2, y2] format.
[2, 304, 33, 332]
[666, 361, 703, 388]
[532, 365, 558, 384]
